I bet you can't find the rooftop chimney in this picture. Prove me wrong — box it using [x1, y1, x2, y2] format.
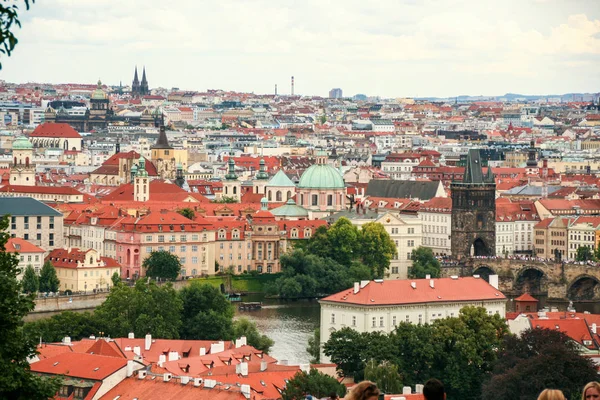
[260, 360, 267, 371]
[429, 279, 434, 288]
[138, 370, 147, 380]
[163, 373, 172, 382]
[133, 346, 141, 356]
[403, 387, 412, 395]
[410, 282, 416, 289]
[193, 378, 203, 387]
[210, 341, 225, 354]
[144, 334, 152, 351]
[593, 323, 597, 334]
[235, 336, 247, 348]
[416, 384, 424, 394]
[204, 379, 216, 389]
[180, 376, 190, 385]
[200, 347, 206, 356]
[360, 280, 369, 288]
[168, 351, 179, 361]
[241, 384, 251, 399]
[158, 354, 166, 367]
[126, 360, 135, 377]
[353, 282, 360, 294]
[425, 274, 431, 280]
[489, 274, 499, 290]
[128, 332, 134, 339]
[62, 336, 71, 345]
[240, 362, 249, 377]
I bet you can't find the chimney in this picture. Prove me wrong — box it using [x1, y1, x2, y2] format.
[168, 351, 179, 361]
[133, 346, 141, 356]
[241, 384, 251, 399]
[415, 384, 424, 394]
[260, 360, 267, 371]
[410, 282, 416, 289]
[403, 387, 412, 395]
[126, 360, 135, 377]
[200, 347, 206, 356]
[180, 376, 190, 385]
[163, 373, 172, 382]
[138, 370, 147, 379]
[193, 378, 203, 387]
[210, 341, 225, 354]
[425, 274, 431, 280]
[158, 354, 166, 367]
[429, 279, 434, 288]
[128, 332, 134, 339]
[235, 336, 247, 348]
[489, 274, 499, 290]
[204, 379, 216, 389]
[240, 361, 249, 377]
[360, 280, 369, 289]
[144, 334, 152, 351]
[62, 336, 71, 345]
[593, 323, 597, 334]
[353, 282, 360, 294]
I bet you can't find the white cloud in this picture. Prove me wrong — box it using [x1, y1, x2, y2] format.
[2, 0, 599, 97]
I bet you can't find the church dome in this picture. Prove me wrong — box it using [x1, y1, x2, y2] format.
[271, 199, 309, 218]
[13, 136, 33, 150]
[298, 162, 344, 189]
[91, 80, 108, 100]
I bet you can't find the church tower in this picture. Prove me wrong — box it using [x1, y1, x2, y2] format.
[151, 124, 175, 180]
[526, 140, 538, 169]
[450, 149, 496, 259]
[132, 66, 140, 97]
[222, 157, 241, 202]
[253, 158, 270, 194]
[134, 156, 149, 202]
[140, 66, 149, 96]
[10, 136, 35, 186]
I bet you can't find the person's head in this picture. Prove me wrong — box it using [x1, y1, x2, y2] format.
[345, 381, 380, 400]
[583, 382, 600, 400]
[537, 389, 565, 400]
[423, 379, 445, 400]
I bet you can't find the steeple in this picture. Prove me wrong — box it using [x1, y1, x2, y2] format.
[256, 158, 269, 180]
[132, 66, 140, 96]
[133, 66, 139, 84]
[225, 158, 238, 180]
[175, 163, 186, 188]
[140, 66, 149, 95]
[151, 124, 173, 150]
[526, 140, 538, 168]
[462, 149, 485, 184]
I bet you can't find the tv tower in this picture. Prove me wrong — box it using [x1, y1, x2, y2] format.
[291, 76, 294, 96]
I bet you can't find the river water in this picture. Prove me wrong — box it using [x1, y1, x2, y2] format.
[234, 294, 320, 365]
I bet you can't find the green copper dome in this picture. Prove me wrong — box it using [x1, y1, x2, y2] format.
[137, 156, 148, 177]
[92, 79, 107, 100]
[271, 199, 309, 218]
[13, 136, 33, 150]
[298, 163, 345, 189]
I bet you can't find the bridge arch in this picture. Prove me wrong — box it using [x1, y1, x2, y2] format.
[568, 274, 600, 301]
[514, 266, 548, 296]
[473, 265, 496, 282]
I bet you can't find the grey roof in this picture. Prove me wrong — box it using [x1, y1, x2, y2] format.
[365, 180, 441, 201]
[324, 210, 381, 224]
[504, 185, 562, 196]
[0, 197, 62, 217]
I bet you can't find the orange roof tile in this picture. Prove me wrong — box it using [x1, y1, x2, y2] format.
[5, 237, 45, 253]
[31, 352, 127, 380]
[30, 122, 81, 138]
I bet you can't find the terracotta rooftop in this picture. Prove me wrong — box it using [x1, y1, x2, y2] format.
[30, 122, 81, 138]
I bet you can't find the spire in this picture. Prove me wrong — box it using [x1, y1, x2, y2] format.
[133, 66, 139, 84]
[137, 156, 148, 177]
[175, 163, 186, 188]
[256, 158, 269, 180]
[151, 124, 172, 150]
[463, 149, 485, 184]
[526, 139, 538, 168]
[485, 165, 495, 183]
[141, 66, 147, 84]
[225, 157, 238, 180]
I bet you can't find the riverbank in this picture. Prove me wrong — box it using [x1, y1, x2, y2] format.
[189, 273, 280, 294]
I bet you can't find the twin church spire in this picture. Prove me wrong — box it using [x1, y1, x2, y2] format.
[131, 66, 149, 97]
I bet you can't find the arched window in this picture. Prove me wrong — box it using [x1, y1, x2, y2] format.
[233, 186, 237, 195]
[286, 191, 292, 200]
[268, 191, 272, 201]
[327, 194, 333, 206]
[25, 157, 29, 167]
[276, 191, 282, 202]
[225, 186, 228, 194]
[312, 194, 318, 206]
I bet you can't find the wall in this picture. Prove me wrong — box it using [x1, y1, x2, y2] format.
[32, 292, 108, 313]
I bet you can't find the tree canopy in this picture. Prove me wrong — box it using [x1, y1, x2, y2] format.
[576, 246, 595, 262]
[39, 260, 59, 293]
[0, 214, 61, 398]
[281, 368, 346, 400]
[0, 0, 33, 70]
[22, 264, 38, 293]
[179, 281, 234, 340]
[142, 250, 181, 281]
[359, 222, 397, 278]
[94, 279, 183, 339]
[306, 328, 321, 364]
[408, 246, 441, 279]
[177, 208, 195, 220]
[364, 360, 403, 395]
[232, 317, 274, 353]
[482, 328, 598, 400]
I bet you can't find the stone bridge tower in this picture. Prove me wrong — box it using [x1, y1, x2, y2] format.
[451, 149, 496, 259]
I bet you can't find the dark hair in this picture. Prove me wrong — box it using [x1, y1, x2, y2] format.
[423, 379, 445, 400]
[346, 381, 380, 400]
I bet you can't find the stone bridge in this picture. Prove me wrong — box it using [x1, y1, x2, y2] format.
[441, 258, 600, 301]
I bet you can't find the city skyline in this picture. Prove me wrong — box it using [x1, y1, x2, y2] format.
[1, 0, 599, 98]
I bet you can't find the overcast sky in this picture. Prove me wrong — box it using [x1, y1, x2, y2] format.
[2, 0, 600, 98]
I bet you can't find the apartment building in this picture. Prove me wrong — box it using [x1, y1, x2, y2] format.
[0, 197, 64, 251]
[5, 237, 45, 278]
[419, 197, 452, 256]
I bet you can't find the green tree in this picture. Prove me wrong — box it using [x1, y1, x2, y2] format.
[143, 250, 181, 281]
[364, 360, 403, 395]
[111, 271, 121, 287]
[389, 322, 436, 387]
[408, 247, 441, 278]
[0, 0, 34, 70]
[306, 328, 320, 364]
[212, 196, 237, 203]
[483, 328, 598, 400]
[319, 114, 327, 124]
[323, 327, 369, 379]
[94, 279, 182, 339]
[232, 317, 274, 353]
[24, 311, 100, 343]
[22, 264, 39, 293]
[282, 368, 346, 400]
[39, 260, 60, 293]
[179, 281, 234, 340]
[0, 214, 61, 398]
[177, 208, 195, 220]
[359, 222, 397, 278]
[576, 246, 595, 262]
[306, 218, 360, 265]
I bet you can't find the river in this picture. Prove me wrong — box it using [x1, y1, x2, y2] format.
[234, 294, 320, 365]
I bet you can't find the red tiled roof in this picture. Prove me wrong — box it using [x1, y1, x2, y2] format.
[86, 339, 126, 358]
[533, 319, 596, 349]
[31, 123, 81, 138]
[0, 184, 82, 195]
[31, 352, 127, 380]
[320, 277, 505, 306]
[5, 237, 45, 253]
[514, 293, 538, 302]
